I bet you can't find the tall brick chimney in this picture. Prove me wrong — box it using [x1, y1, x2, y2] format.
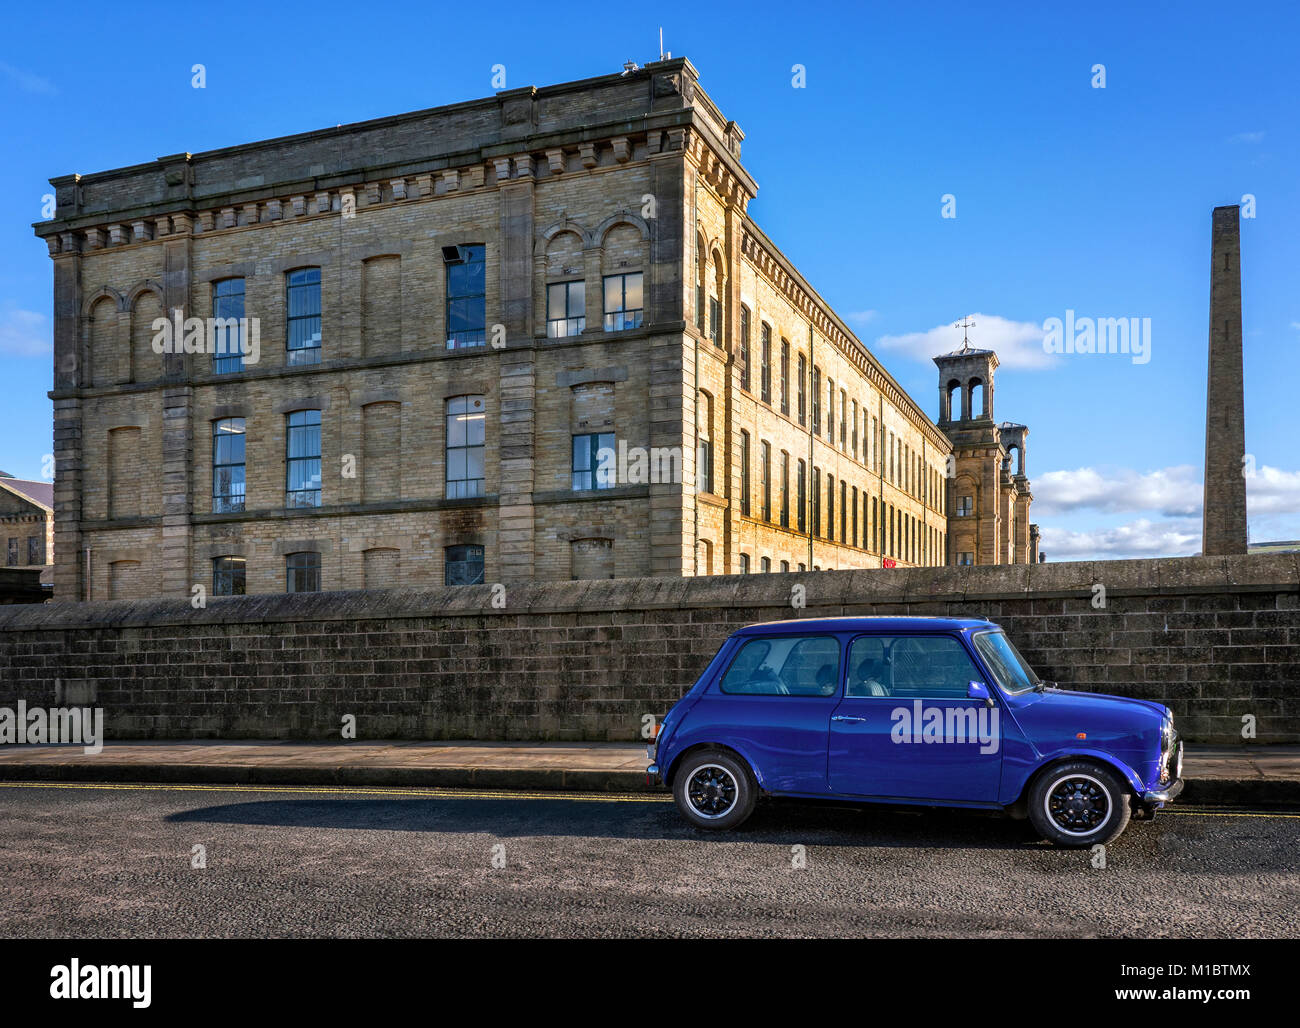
[1202, 205, 1248, 555]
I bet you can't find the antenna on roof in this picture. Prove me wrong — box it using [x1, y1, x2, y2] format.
[659, 27, 670, 60]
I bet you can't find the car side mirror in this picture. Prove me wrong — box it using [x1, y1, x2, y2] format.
[967, 681, 994, 707]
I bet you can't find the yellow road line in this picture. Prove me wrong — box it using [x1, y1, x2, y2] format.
[0, 780, 671, 803]
[1159, 807, 1300, 820]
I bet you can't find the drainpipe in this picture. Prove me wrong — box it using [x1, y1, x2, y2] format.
[692, 170, 700, 575]
[807, 325, 814, 571]
[83, 546, 92, 601]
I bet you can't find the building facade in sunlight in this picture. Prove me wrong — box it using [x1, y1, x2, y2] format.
[35, 59, 1034, 601]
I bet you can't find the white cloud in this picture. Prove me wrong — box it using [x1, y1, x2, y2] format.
[0, 308, 52, 357]
[1228, 131, 1265, 144]
[875, 312, 1056, 369]
[1040, 518, 1201, 560]
[1246, 464, 1300, 515]
[1034, 465, 1202, 518]
[0, 61, 57, 96]
[1035, 462, 1300, 520]
[847, 309, 878, 326]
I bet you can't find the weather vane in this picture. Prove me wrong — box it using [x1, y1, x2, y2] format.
[954, 315, 976, 351]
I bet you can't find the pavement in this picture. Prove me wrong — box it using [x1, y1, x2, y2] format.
[1, 781, 1297, 938]
[0, 739, 1298, 806]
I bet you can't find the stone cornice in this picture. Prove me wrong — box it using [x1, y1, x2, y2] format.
[739, 223, 950, 453]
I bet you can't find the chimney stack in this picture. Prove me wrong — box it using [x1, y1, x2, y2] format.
[1202, 205, 1248, 555]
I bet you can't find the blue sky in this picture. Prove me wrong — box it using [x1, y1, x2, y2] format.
[2, 0, 1296, 558]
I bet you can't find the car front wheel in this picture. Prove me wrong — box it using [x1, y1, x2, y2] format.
[672, 751, 757, 831]
[1028, 760, 1132, 847]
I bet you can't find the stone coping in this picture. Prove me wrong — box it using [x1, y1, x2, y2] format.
[0, 554, 1295, 633]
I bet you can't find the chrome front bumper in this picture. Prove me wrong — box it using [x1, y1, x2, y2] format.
[1141, 777, 1184, 806]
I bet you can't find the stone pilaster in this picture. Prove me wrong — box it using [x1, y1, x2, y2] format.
[495, 160, 537, 583]
[50, 243, 83, 601]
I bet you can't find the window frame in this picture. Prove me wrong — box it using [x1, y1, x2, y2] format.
[284, 409, 322, 508]
[285, 267, 322, 365]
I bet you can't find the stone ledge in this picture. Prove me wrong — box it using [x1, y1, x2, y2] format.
[1, 554, 1294, 633]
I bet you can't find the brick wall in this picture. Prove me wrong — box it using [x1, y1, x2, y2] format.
[0, 554, 1295, 743]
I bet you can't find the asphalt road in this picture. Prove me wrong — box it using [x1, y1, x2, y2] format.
[1, 782, 1296, 938]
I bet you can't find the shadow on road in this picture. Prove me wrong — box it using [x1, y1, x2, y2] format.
[165, 795, 1049, 850]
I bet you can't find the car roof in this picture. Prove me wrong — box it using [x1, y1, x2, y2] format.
[734, 616, 997, 635]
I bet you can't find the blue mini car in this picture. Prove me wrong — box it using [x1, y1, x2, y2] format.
[648, 617, 1183, 847]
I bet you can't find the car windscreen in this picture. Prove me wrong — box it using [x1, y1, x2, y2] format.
[971, 629, 1040, 695]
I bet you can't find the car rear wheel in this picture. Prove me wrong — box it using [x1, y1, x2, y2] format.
[1028, 760, 1132, 847]
[672, 751, 757, 831]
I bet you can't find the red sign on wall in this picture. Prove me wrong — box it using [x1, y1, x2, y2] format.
[882, 558, 897, 569]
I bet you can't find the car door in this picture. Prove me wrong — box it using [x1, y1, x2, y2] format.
[691, 632, 843, 794]
[827, 632, 1002, 803]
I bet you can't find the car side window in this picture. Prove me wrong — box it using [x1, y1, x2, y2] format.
[719, 636, 841, 696]
[846, 635, 980, 699]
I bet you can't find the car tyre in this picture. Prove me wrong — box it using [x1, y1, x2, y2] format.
[672, 750, 757, 831]
[1028, 760, 1132, 847]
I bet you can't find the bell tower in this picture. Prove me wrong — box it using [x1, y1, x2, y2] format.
[935, 319, 1037, 564]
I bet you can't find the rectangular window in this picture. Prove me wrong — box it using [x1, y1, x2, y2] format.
[958, 495, 974, 516]
[720, 635, 841, 696]
[739, 553, 750, 574]
[811, 367, 821, 434]
[852, 486, 859, 547]
[846, 634, 980, 699]
[797, 354, 807, 425]
[780, 560, 789, 573]
[27, 536, 44, 565]
[446, 395, 486, 499]
[841, 480, 848, 542]
[958, 551, 975, 566]
[213, 556, 246, 596]
[797, 460, 807, 533]
[212, 278, 246, 375]
[285, 551, 320, 593]
[286, 268, 322, 365]
[739, 431, 751, 516]
[872, 496, 878, 552]
[212, 417, 246, 513]
[446, 244, 486, 349]
[811, 467, 821, 537]
[445, 544, 485, 585]
[760, 441, 771, 521]
[709, 296, 721, 345]
[827, 475, 835, 541]
[760, 556, 771, 573]
[739, 306, 751, 391]
[851, 400, 858, 458]
[546, 280, 586, 338]
[760, 323, 772, 404]
[780, 339, 790, 415]
[572, 432, 616, 491]
[5, 538, 17, 565]
[603, 272, 643, 331]
[827, 379, 835, 440]
[780, 451, 790, 529]
[285, 410, 322, 508]
[840, 390, 847, 449]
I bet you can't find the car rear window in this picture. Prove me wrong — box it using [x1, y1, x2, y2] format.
[719, 635, 841, 696]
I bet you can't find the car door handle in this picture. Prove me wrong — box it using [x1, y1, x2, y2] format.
[831, 715, 867, 723]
